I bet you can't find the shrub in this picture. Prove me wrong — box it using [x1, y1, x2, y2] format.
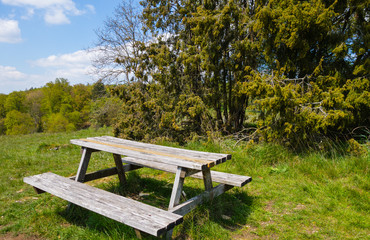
[90, 96, 123, 128]
[111, 82, 212, 143]
[43, 113, 75, 133]
[4, 110, 36, 135]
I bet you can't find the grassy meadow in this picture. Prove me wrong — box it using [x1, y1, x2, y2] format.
[0, 128, 369, 239]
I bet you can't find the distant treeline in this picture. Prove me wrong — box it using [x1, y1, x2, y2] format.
[0, 78, 121, 135]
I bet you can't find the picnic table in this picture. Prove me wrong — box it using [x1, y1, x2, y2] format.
[24, 136, 252, 239]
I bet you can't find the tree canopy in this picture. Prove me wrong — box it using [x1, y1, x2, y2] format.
[93, 0, 369, 147]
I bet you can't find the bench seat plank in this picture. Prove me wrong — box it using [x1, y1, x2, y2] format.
[122, 157, 252, 187]
[24, 172, 183, 237]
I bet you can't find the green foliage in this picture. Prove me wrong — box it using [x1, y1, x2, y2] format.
[0, 118, 5, 135]
[42, 78, 73, 114]
[241, 73, 369, 149]
[90, 96, 123, 128]
[96, 0, 369, 147]
[71, 84, 92, 112]
[4, 110, 36, 135]
[4, 91, 25, 113]
[91, 80, 107, 100]
[25, 89, 45, 132]
[0, 94, 7, 118]
[111, 82, 211, 143]
[0, 79, 119, 136]
[43, 113, 75, 133]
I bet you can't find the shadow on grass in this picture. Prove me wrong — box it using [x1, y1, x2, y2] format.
[59, 171, 254, 239]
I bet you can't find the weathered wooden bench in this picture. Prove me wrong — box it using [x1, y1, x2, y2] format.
[24, 172, 183, 237]
[24, 136, 252, 239]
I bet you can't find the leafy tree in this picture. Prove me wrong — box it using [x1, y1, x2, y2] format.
[0, 118, 5, 135]
[42, 78, 72, 114]
[25, 89, 44, 132]
[111, 82, 211, 143]
[4, 91, 25, 113]
[4, 110, 36, 135]
[95, 0, 369, 146]
[0, 94, 7, 118]
[71, 84, 92, 112]
[91, 80, 107, 100]
[43, 113, 75, 133]
[90, 95, 123, 128]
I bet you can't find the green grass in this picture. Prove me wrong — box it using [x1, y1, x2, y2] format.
[0, 128, 369, 239]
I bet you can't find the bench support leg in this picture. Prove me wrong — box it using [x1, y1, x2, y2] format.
[134, 229, 142, 239]
[167, 167, 187, 240]
[168, 167, 186, 209]
[202, 168, 213, 191]
[113, 154, 126, 185]
[75, 147, 92, 182]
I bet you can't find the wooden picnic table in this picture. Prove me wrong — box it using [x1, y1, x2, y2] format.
[24, 136, 252, 239]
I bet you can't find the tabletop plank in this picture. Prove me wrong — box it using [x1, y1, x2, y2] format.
[97, 136, 231, 163]
[70, 139, 213, 170]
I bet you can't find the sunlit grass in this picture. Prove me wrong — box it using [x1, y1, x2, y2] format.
[0, 128, 368, 239]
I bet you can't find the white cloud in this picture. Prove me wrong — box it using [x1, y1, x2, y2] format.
[0, 19, 22, 43]
[33, 49, 94, 68]
[44, 7, 70, 25]
[21, 8, 35, 20]
[0, 49, 99, 94]
[1, 0, 94, 25]
[0, 65, 26, 79]
[0, 65, 36, 94]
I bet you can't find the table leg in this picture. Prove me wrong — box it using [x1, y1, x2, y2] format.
[169, 166, 187, 209]
[202, 168, 213, 191]
[167, 167, 186, 240]
[113, 153, 126, 185]
[75, 147, 92, 182]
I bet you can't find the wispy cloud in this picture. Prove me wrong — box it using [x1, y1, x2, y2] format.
[1, 0, 95, 25]
[0, 49, 99, 94]
[33, 49, 95, 68]
[0, 19, 22, 43]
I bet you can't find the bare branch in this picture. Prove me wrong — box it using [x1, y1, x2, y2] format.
[90, 0, 150, 83]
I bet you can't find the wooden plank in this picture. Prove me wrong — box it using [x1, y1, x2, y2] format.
[82, 138, 215, 166]
[75, 147, 92, 182]
[169, 184, 234, 216]
[96, 136, 231, 164]
[113, 154, 126, 185]
[168, 167, 186, 209]
[192, 171, 252, 187]
[71, 139, 210, 170]
[69, 164, 142, 183]
[202, 168, 213, 191]
[24, 173, 183, 237]
[122, 157, 252, 187]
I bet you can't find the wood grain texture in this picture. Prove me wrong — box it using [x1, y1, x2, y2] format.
[122, 157, 252, 187]
[75, 147, 92, 182]
[169, 184, 234, 216]
[97, 136, 231, 162]
[69, 164, 142, 183]
[169, 167, 186, 209]
[71, 139, 210, 170]
[81, 138, 214, 165]
[202, 168, 213, 191]
[24, 172, 183, 237]
[113, 153, 126, 185]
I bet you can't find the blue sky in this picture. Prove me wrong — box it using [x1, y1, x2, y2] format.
[0, 0, 122, 94]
